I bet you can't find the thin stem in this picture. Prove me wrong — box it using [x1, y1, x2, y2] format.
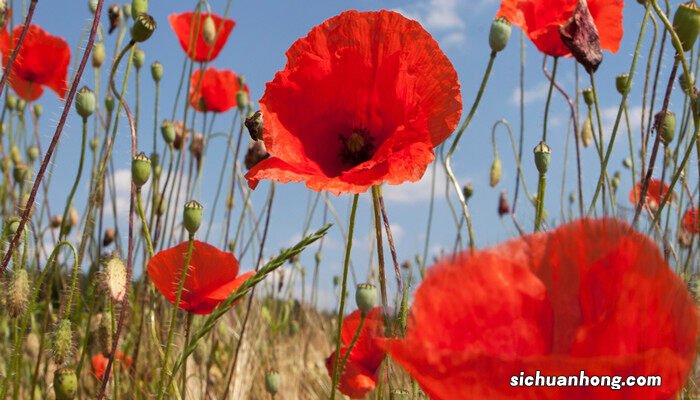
[542, 57, 558, 143]
[370, 186, 388, 314]
[336, 312, 366, 382]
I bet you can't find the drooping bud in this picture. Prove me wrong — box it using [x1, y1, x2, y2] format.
[27, 145, 39, 163]
[123, 3, 132, 20]
[489, 156, 502, 187]
[92, 42, 105, 68]
[462, 182, 474, 201]
[581, 116, 594, 148]
[582, 87, 594, 106]
[183, 200, 203, 235]
[131, 152, 151, 187]
[103, 257, 127, 301]
[50, 215, 63, 229]
[489, 17, 511, 53]
[615, 73, 631, 95]
[622, 157, 632, 169]
[245, 111, 263, 141]
[131, 13, 156, 43]
[7, 268, 29, 318]
[105, 94, 115, 113]
[161, 120, 175, 145]
[202, 15, 217, 45]
[131, 0, 147, 19]
[498, 190, 510, 217]
[244, 140, 270, 170]
[103, 227, 116, 246]
[612, 171, 621, 192]
[264, 370, 281, 396]
[659, 111, 676, 145]
[52, 318, 73, 365]
[88, 0, 98, 13]
[75, 87, 96, 119]
[355, 283, 377, 314]
[151, 61, 163, 82]
[236, 90, 249, 111]
[53, 368, 78, 400]
[673, 1, 700, 52]
[133, 47, 145, 70]
[679, 71, 696, 94]
[108, 4, 122, 35]
[533, 141, 551, 174]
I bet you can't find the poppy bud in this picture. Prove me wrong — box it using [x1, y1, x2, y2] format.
[132, 152, 151, 188]
[108, 4, 122, 35]
[103, 227, 116, 246]
[356, 283, 377, 314]
[333, 276, 340, 287]
[26, 146, 39, 163]
[105, 94, 115, 113]
[153, 193, 165, 216]
[290, 320, 300, 335]
[17, 193, 34, 219]
[133, 47, 145, 70]
[315, 251, 322, 265]
[151, 61, 163, 82]
[53, 368, 78, 400]
[183, 200, 203, 235]
[33, 104, 43, 119]
[239, 75, 247, 87]
[673, 1, 700, 52]
[498, 190, 510, 217]
[612, 171, 621, 192]
[236, 90, 249, 111]
[50, 215, 63, 229]
[244, 140, 270, 170]
[123, 3, 132, 20]
[462, 182, 474, 201]
[582, 87, 594, 106]
[390, 389, 410, 400]
[161, 120, 176, 145]
[533, 141, 551, 174]
[190, 133, 205, 166]
[131, 0, 147, 19]
[98, 312, 113, 354]
[103, 257, 127, 301]
[623, 157, 632, 169]
[5, 94, 17, 110]
[52, 318, 73, 365]
[173, 121, 190, 150]
[489, 156, 502, 187]
[92, 41, 105, 68]
[202, 15, 217, 45]
[679, 71, 696, 94]
[88, 0, 98, 13]
[9, 144, 21, 164]
[568, 192, 576, 205]
[17, 99, 26, 114]
[615, 73, 631, 95]
[13, 162, 29, 183]
[581, 116, 593, 148]
[264, 370, 281, 396]
[131, 13, 156, 43]
[659, 111, 676, 145]
[489, 17, 511, 53]
[70, 207, 79, 227]
[245, 110, 264, 140]
[7, 268, 29, 318]
[5, 216, 20, 238]
[75, 86, 96, 119]
[90, 137, 100, 153]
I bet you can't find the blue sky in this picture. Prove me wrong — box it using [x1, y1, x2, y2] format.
[21, 1, 694, 308]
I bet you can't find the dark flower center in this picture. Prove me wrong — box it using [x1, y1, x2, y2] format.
[339, 127, 375, 167]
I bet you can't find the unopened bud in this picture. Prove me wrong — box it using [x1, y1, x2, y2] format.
[75, 87, 96, 119]
[27, 146, 39, 163]
[131, 152, 151, 187]
[133, 47, 145, 70]
[202, 15, 217, 45]
[103, 228, 116, 246]
[622, 157, 632, 169]
[236, 90, 249, 111]
[8, 268, 29, 318]
[679, 71, 696, 94]
[615, 73, 631, 95]
[533, 141, 551, 174]
[498, 190, 510, 217]
[5, 94, 17, 111]
[489, 156, 502, 187]
[582, 87, 594, 106]
[53, 368, 78, 400]
[151, 61, 163, 82]
[33, 104, 43, 119]
[489, 17, 511, 52]
[264, 370, 281, 396]
[462, 182, 474, 201]
[92, 42, 105, 68]
[88, 0, 98, 13]
[153, 193, 165, 216]
[355, 283, 377, 314]
[103, 257, 127, 301]
[659, 111, 676, 145]
[52, 318, 73, 365]
[161, 120, 176, 145]
[105, 94, 115, 113]
[183, 200, 203, 235]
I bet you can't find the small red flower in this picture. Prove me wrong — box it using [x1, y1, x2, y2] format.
[381, 218, 698, 400]
[189, 67, 248, 113]
[147, 240, 253, 315]
[683, 207, 699, 234]
[0, 24, 70, 101]
[325, 307, 385, 399]
[92, 354, 108, 380]
[496, 0, 623, 57]
[168, 11, 235, 62]
[245, 10, 462, 195]
[629, 179, 673, 209]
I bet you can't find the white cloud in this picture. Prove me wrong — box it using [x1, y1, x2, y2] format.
[394, 0, 472, 48]
[383, 166, 450, 203]
[601, 105, 643, 140]
[510, 81, 552, 105]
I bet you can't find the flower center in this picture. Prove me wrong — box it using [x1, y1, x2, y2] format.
[339, 127, 375, 167]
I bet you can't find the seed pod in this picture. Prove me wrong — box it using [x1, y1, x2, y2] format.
[133, 47, 145, 70]
[264, 370, 281, 396]
[673, 1, 700, 52]
[659, 111, 676, 145]
[131, 152, 151, 188]
[355, 283, 377, 314]
[8, 268, 30, 318]
[489, 17, 511, 52]
[489, 156, 502, 187]
[52, 319, 73, 365]
[151, 61, 163, 82]
[679, 71, 696, 94]
[75, 87, 96, 119]
[244, 140, 270, 170]
[131, 13, 156, 43]
[245, 111, 264, 141]
[53, 368, 78, 400]
[236, 90, 249, 111]
[105, 94, 115, 113]
[202, 15, 217, 45]
[92, 42, 105, 68]
[161, 120, 176, 145]
[582, 87, 594, 106]
[615, 73, 630, 95]
[27, 146, 39, 163]
[183, 200, 204, 235]
[533, 141, 551, 174]
[462, 182, 474, 201]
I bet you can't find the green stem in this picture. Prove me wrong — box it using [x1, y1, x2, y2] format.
[336, 312, 366, 382]
[370, 186, 388, 314]
[542, 57, 558, 143]
[135, 189, 155, 257]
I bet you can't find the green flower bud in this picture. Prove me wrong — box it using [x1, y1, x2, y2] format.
[90, 137, 100, 153]
[5, 216, 20, 239]
[582, 87, 594, 106]
[131, 152, 151, 187]
[105, 94, 115, 113]
[611, 171, 621, 192]
[17, 99, 26, 113]
[151, 61, 163, 82]
[5, 94, 17, 111]
[131, 0, 147, 19]
[123, 3, 132, 20]
[133, 47, 145, 70]
[679, 71, 696, 94]
[622, 157, 632, 169]
[183, 200, 203, 235]
[355, 283, 377, 314]
[238, 75, 247, 87]
[75, 86, 96, 119]
[53, 368, 78, 400]
[131, 13, 156, 43]
[88, 0, 98, 13]
[52, 318, 73, 365]
[8, 268, 29, 318]
[13, 162, 29, 183]
[264, 370, 281, 396]
[153, 193, 166, 216]
[10, 144, 21, 164]
[202, 15, 217, 45]
[462, 182, 474, 201]
[236, 90, 249, 111]
[92, 41, 105, 68]
[161, 120, 176, 144]
[615, 73, 630, 95]
[660, 111, 676, 145]
[489, 156, 502, 187]
[569, 192, 576, 205]
[673, 1, 700, 52]
[314, 251, 322, 265]
[33, 104, 43, 119]
[534, 141, 551, 174]
[581, 115, 594, 148]
[489, 17, 511, 53]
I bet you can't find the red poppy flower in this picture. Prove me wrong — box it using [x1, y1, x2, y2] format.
[683, 207, 699, 234]
[496, 0, 623, 57]
[629, 179, 673, 209]
[0, 24, 70, 101]
[189, 67, 248, 113]
[92, 354, 108, 380]
[325, 307, 385, 399]
[147, 240, 253, 315]
[168, 11, 235, 62]
[245, 10, 462, 195]
[381, 218, 698, 400]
